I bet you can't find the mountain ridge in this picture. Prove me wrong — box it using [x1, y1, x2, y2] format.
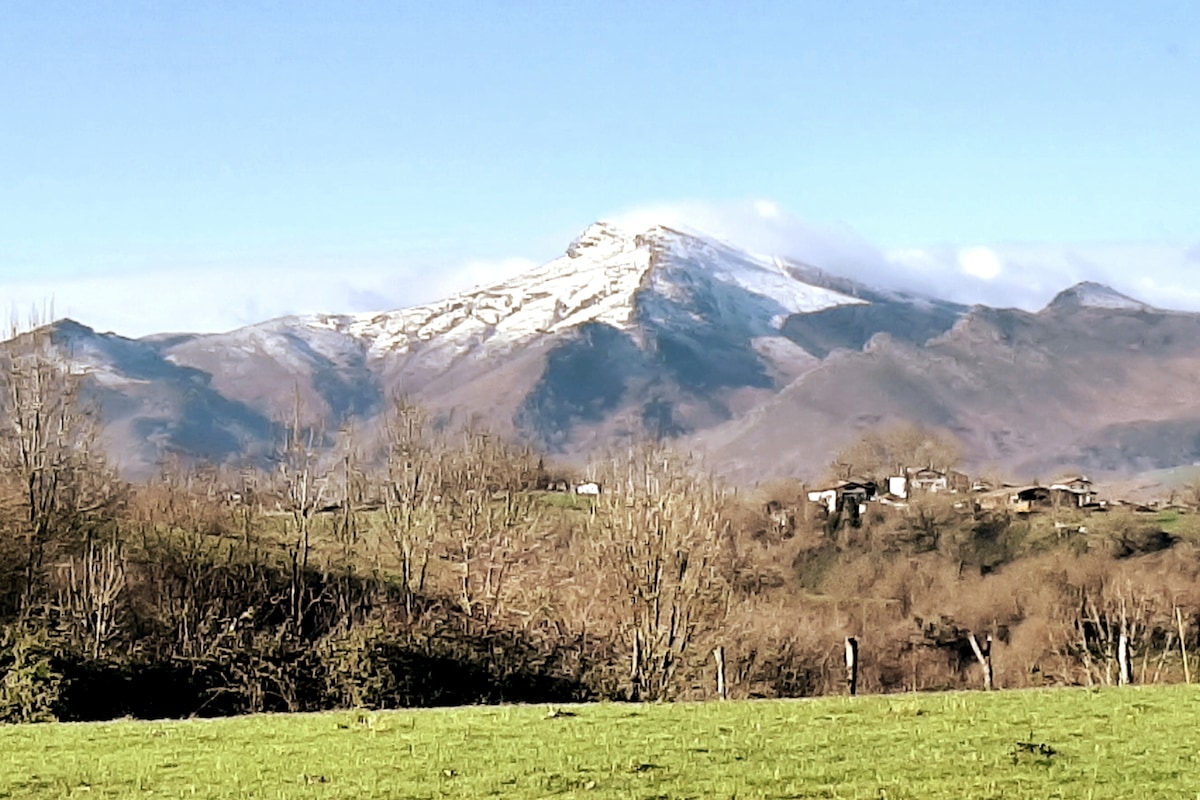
[10, 221, 1194, 483]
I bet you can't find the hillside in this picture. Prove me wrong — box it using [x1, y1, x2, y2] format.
[701, 298, 1200, 480]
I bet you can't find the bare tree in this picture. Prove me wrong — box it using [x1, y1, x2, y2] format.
[591, 446, 732, 700]
[332, 427, 364, 549]
[440, 430, 541, 632]
[828, 423, 962, 484]
[275, 393, 329, 632]
[0, 319, 123, 614]
[380, 401, 441, 619]
[56, 534, 126, 658]
[1072, 580, 1154, 687]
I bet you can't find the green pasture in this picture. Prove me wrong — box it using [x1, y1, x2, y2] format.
[1154, 509, 1200, 539]
[3, 686, 1200, 799]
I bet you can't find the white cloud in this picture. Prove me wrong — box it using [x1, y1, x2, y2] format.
[894, 241, 1199, 311]
[752, 199, 781, 219]
[425, 257, 538, 298]
[957, 247, 1004, 280]
[1, 256, 538, 338]
[8, 199, 1197, 339]
[605, 198, 887, 282]
[605, 199, 1200, 313]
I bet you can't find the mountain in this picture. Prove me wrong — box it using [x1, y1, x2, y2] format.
[152, 223, 916, 455]
[38, 320, 276, 473]
[1043, 281, 1152, 312]
[11, 223, 1200, 482]
[701, 283, 1200, 481]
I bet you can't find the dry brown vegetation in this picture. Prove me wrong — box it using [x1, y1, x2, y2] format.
[1, 330, 1199, 722]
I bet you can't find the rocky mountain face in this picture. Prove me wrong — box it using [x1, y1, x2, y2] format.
[15, 222, 1200, 482]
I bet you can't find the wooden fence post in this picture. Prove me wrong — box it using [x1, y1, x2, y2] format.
[1117, 632, 1133, 686]
[1176, 606, 1191, 685]
[968, 632, 994, 690]
[630, 629, 642, 701]
[845, 636, 859, 696]
[712, 646, 728, 701]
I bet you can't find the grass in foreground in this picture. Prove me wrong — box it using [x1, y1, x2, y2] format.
[3, 686, 1200, 799]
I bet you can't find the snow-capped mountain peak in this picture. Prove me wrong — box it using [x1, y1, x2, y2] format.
[566, 220, 639, 258]
[286, 222, 867, 363]
[1045, 281, 1152, 312]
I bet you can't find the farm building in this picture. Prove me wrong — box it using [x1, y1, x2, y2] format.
[889, 467, 971, 498]
[974, 485, 1052, 514]
[1048, 475, 1095, 507]
[807, 479, 877, 514]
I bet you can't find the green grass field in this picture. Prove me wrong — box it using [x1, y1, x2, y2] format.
[3, 686, 1200, 799]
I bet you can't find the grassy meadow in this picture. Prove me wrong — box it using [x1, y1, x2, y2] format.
[3, 686, 1200, 799]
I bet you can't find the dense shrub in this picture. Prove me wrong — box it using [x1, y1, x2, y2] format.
[0, 625, 64, 723]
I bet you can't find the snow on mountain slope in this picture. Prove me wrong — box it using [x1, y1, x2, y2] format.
[642, 226, 869, 318]
[1045, 281, 1153, 312]
[291, 222, 867, 363]
[155, 220, 872, 432]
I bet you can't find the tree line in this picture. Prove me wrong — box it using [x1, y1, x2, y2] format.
[1, 326, 1198, 722]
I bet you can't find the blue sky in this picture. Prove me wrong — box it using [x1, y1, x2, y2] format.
[2, 2, 1198, 334]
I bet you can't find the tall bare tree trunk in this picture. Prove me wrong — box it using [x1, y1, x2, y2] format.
[968, 632, 994, 690]
[1176, 606, 1191, 684]
[713, 645, 727, 700]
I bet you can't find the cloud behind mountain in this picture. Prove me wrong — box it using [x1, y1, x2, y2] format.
[2, 257, 537, 338]
[609, 199, 1200, 313]
[7, 200, 1196, 338]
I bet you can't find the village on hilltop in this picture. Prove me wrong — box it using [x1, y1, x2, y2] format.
[806, 467, 1176, 526]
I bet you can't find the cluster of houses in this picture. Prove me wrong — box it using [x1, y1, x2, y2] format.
[806, 467, 1112, 518]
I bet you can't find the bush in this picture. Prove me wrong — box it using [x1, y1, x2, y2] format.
[318, 622, 397, 709]
[0, 624, 65, 723]
[792, 542, 840, 592]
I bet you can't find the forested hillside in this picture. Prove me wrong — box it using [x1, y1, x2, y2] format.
[2, 326, 1199, 722]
